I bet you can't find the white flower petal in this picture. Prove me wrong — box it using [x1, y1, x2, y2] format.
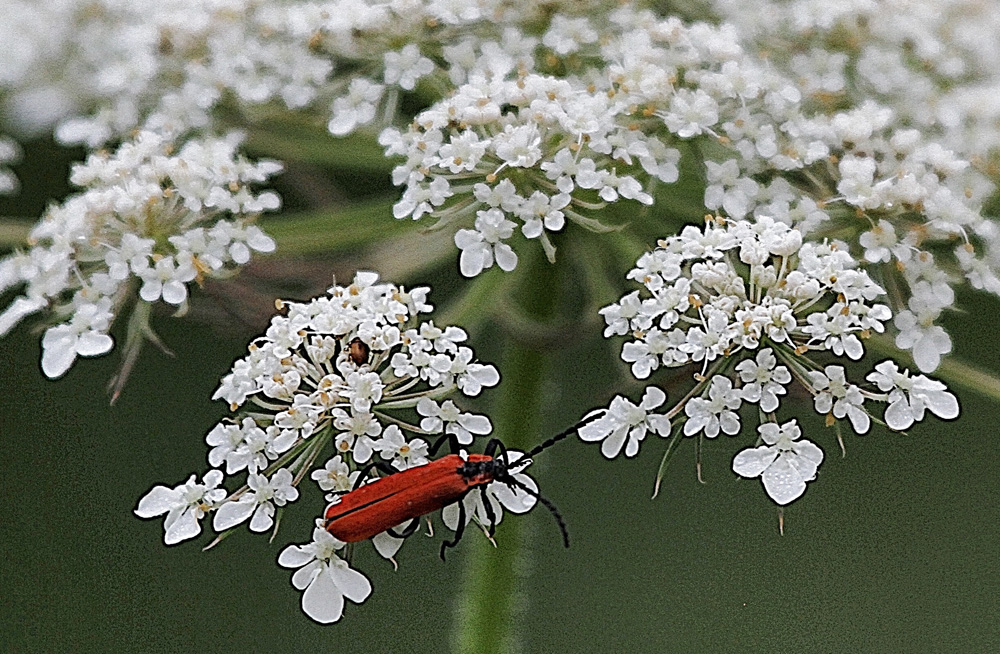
[213, 499, 256, 531]
[760, 456, 808, 505]
[441, 502, 461, 530]
[75, 331, 114, 356]
[494, 243, 518, 272]
[373, 531, 405, 559]
[301, 567, 345, 624]
[164, 508, 202, 545]
[329, 561, 373, 604]
[162, 280, 188, 305]
[278, 545, 314, 569]
[924, 390, 959, 420]
[40, 331, 77, 378]
[292, 561, 320, 590]
[884, 398, 915, 430]
[600, 426, 627, 458]
[640, 385, 666, 410]
[732, 446, 777, 478]
[249, 502, 275, 532]
[134, 486, 180, 518]
[578, 417, 611, 442]
[458, 414, 492, 435]
[492, 477, 537, 514]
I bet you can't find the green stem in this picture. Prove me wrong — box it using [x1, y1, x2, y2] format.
[452, 250, 558, 654]
[263, 198, 413, 256]
[932, 356, 1000, 403]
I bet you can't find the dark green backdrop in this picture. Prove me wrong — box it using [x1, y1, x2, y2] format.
[1, 297, 998, 652]
[1, 137, 998, 653]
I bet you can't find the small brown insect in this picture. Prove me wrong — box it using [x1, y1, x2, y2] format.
[347, 337, 371, 366]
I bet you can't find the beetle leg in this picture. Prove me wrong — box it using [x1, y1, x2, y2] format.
[440, 493, 469, 561]
[387, 518, 420, 539]
[483, 437, 500, 459]
[492, 438, 510, 467]
[428, 425, 462, 456]
[479, 485, 497, 538]
[350, 461, 396, 490]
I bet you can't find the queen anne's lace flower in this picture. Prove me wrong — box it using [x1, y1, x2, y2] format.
[866, 361, 960, 430]
[0, 131, 280, 378]
[583, 217, 958, 509]
[601, 217, 890, 373]
[578, 386, 671, 458]
[137, 273, 550, 623]
[134, 471, 226, 545]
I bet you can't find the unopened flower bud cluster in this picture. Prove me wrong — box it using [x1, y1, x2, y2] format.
[580, 218, 958, 506]
[137, 272, 541, 623]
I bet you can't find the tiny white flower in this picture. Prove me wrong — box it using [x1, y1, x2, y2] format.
[578, 386, 671, 458]
[454, 209, 518, 277]
[340, 370, 384, 413]
[684, 376, 742, 438]
[416, 397, 492, 445]
[736, 348, 791, 412]
[866, 360, 959, 430]
[213, 468, 299, 533]
[808, 366, 871, 434]
[371, 425, 429, 471]
[205, 423, 243, 468]
[40, 301, 115, 378]
[331, 408, 383, 464]
[732, 420, 824, 505]
[311, 456, 358, 494]
[278, 528, 372, 624]
[137, 255, 196, 305]
[135, 470, 226, 545]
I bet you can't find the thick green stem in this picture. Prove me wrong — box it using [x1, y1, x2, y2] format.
[452, 251, 558, 654]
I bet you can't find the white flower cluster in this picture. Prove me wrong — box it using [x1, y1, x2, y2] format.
[2, 1, 995, 378]
[710, 0, 1000, 163]
[380, 72, 674, 276]
[136, 272, 540, 623]
[0, 0, 591, 146]
[602, 216, 890, 375]
[0, 0, 335, 146]
[371, 6, 998, 376]
[696, 0, 1000, 373]
[0, 131, 280, 378]
[581, 218, 958, 506]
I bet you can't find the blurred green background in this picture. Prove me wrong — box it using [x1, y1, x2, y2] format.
[2, 138, 999, 654]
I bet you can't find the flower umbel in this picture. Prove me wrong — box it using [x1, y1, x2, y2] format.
[581, 217, 958, 511]
[135, 272, 556, 623]
[0, 131, 280, 379]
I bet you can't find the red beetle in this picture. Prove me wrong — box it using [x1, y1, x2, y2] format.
[324, 419, 592, 558]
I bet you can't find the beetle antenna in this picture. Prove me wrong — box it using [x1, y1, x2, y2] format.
[508, 478, 570, 548]
[522, 409, 607, 460]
